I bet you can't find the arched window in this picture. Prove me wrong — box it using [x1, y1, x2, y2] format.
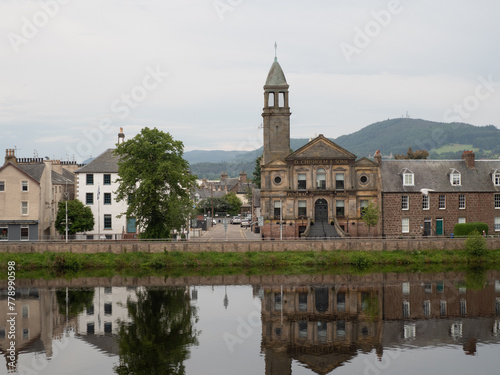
[267, 92, 275, 107]
[316, 168, 326, 189]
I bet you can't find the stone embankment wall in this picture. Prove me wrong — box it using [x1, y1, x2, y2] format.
[1, 237, 500, 253]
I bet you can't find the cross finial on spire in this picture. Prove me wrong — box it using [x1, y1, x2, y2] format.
[274, 42, 277, 61]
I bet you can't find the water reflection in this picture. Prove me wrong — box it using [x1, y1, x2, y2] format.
[0, 271, 499, 374]
[114, 287, 199, 375]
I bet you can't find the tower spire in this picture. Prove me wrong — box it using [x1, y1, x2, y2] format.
[274, 42, 277, 61]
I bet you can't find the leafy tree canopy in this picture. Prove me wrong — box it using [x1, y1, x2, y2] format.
[114, 127, 197, 239]
[55, 199, 94, 235]
[196, 192, 242, 216]
[394, 147, 429, 160]
[361, 201, 380, 235]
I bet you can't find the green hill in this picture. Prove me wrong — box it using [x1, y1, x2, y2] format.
[189, 118, 500, 179]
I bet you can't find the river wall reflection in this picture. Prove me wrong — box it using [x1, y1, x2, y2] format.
[0, 270, 499, 374]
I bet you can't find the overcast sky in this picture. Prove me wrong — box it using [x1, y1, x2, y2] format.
[1, 0, 499, 162]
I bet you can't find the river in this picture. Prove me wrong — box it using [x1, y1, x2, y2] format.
[1, 269, 500, 374]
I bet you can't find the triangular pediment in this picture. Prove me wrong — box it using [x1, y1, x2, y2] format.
[287, 135, 356, 160]
[354, 157, 379, 167]
[262, 158, 288, 168]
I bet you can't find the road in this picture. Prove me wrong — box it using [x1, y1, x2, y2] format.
[193, 221, 262, 241]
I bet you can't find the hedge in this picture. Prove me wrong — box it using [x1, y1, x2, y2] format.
[453, 222, 488, 237]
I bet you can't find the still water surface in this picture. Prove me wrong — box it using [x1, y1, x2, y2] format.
[1, 270, 500, 374]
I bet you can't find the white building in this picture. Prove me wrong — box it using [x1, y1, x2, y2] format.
[74, 130, 137, 239]
[76, 286, 142, 336]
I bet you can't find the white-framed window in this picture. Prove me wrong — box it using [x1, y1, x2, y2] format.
[335, 173, 345, 190]
[0, 181, 5, 192]
[495, 194, 500, 209]
[298, 173, 306, 190]
[21, 201, 28, 215]
[439, 195, 446, 209]
[493, 171, 500, 186]
[86, 174, 94, 185]
[86, 193, 94, 205]
[103, 174, 111, 185]
[440, 300, 447, 317]
[423, 300, 431, 317]
[402, 282, 410, 295]
[20, 225, 29, 241]
[104, 214, 112, 229]
[274, 201, 281, 218]
[401, 195, 409, 210]
[459, 194, 466, 209]
[460, 299, 467, 316]
[403, 301, 410, 318]
[450, 170, 461, 186]
[21, 180, 28, 192]
[402, 218, 410, 233]
[404, 323, 416, 339]
[403, 172, 414, 186]
[458, 217, 466, 224]
[298, 200, 306, 217]
[495, 217, 500, 232]
[422, 195, 429, 210]
[316, 168, 326, 189]
[336, 200, 345, 216]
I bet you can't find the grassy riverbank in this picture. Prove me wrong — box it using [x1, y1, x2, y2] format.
[1, 249, 500, 278]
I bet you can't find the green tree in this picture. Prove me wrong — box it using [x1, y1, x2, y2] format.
[361, 201, 380, 236]
[252, 155, 262, 188]
[114, 287, 199, 375]
[114, 127, 197, 239]
[55, 199, 94, 235]
[56, 288, 95, 318]
[394, 147, 429, 159]
[223, 192, 242, 216]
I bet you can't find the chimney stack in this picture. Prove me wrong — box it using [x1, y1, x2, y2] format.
[239, 171, 247, 183]
[373, 150, 382, 166]
[220, 172, 228, 181]
[118, 127, 125, 144]
[4, 149, 17, 165]
[462, 150, 475, 169]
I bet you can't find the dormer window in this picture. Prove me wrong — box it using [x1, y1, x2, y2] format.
[492, 170, 500, 186]
[450, 169, 461, 186]
[402, 169, 414, 186]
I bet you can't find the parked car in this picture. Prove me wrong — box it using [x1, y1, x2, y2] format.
[231, 216, 242, 224]
[240, 219, 250, 228]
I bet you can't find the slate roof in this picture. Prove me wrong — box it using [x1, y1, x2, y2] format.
[75, 149, 119, 173]
[381, 159, 500, 193]
[265, 58, 288, 87]
[16, 163, 45, 183]
[51, 170, 74, 185]
[194, 188, 226, 199]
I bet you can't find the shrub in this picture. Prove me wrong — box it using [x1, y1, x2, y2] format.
[454, 222, 488, 237]
[465, 230, 487, 257]
[349, 251, 374, 269]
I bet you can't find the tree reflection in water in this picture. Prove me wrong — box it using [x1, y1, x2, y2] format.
[114, 287, 199, 375]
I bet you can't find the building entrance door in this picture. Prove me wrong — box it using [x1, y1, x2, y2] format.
[436, 219, 443, 235]
[315, 199, 328, 222]
[423, 219, 432, 236]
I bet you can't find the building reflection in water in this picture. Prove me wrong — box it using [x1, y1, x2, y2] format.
[0, 272, 499, 374]
[257, 273, 500, 374]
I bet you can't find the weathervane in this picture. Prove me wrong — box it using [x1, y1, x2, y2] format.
[274, 42, 277, 60]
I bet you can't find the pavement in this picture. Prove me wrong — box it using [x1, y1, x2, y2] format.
[192, 221, 262, 241]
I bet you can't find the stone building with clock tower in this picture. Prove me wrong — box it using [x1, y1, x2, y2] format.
[259, 57, 381, 239]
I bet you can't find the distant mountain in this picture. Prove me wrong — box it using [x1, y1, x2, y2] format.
[334, 118, 500, 158]
[189, 118, 500, 179]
